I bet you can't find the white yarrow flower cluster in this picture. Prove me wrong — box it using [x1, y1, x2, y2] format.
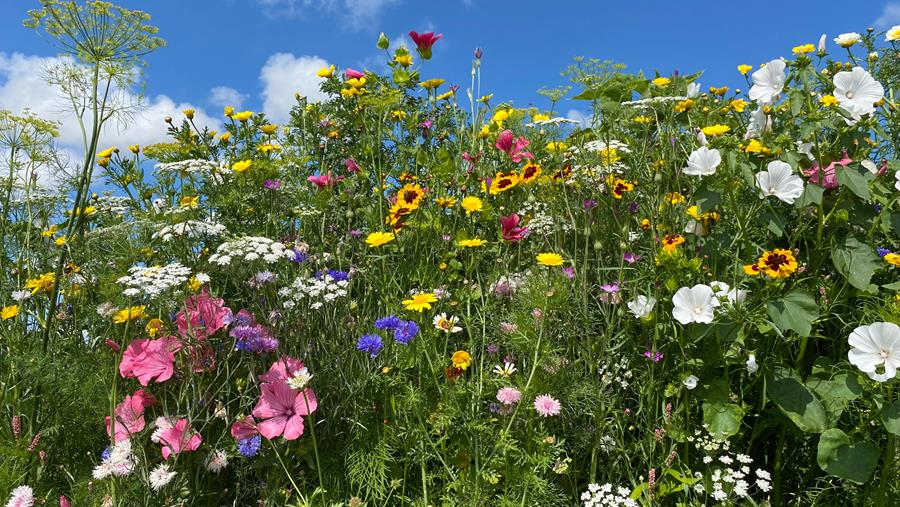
[92, 439, 137, 479]
[152, 220, 227, 242]
[279, 273, 349, 310]
[580, 482, 638, 506]
[208, 236, 295, 266]
[117, 263, 192, 298]
[149, 463, 177, 491]
[155, 159, 220, 176]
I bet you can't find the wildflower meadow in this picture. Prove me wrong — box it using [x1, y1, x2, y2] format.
[3, 2, 900, 506]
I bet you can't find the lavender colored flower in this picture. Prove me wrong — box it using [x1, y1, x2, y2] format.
[393, 320, 419, 344]
[348, 229, 363, 238]
[238, 435, 261, 457]
[583, 199, 598, 210]
[419, 120, 433, 130]
[357, 334, 383, 357]
[627, 202, 639, 214]
[600, 282, 620, 293]
[290, 249, 308, 264]
[263, 179, 282, 190]
[562, 267, 575, 279]
[644, 351, 664, 363]
[623, 252, 641, 264]
[375, 315, 402, 330]
[486, 343, 500, 354]
[101, 446, 112, 461]
[231, 323, 279, 354]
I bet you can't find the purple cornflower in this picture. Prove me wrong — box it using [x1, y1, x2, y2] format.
[375, 315, 402, 331]
[877, 247, 891, 258]
[562, 267, 575, 279]
[644, 351, 664, 363]
[357, 334, 383, 357]
[231, 323, 279, 354]
[393, 320, 419, 344]
[486, 343, 500, 354]
[290, 249, 308, 264]
[583, 199, 598, 210]
[348, 229, 363, 238]
[264, 179, 282, 190]
[238, 435, 261, 457]
[600, 281, 620, 293]
[623, 252, 641, 264]
[627, 202, 639, 214]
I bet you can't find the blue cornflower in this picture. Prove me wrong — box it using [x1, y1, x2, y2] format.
[238, 435, 261, 457]
[357, 334, 383, 357]
[393, 320, 419, 345]
[375, 315, 402, 331]
[290, 250, 308, 264]
[877, 247, 891, 258]
[100, 446, 112, 461]
[327, 269, 350, 282]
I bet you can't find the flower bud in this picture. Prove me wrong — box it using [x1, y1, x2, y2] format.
[377, 32, 390, 49]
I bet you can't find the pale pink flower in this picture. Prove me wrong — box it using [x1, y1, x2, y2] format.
[159, 418, 202, 460]
[230, 415, 259, 441]
[105, 390, 156, 443]
[252, 380, 318, 441]
[176, 291, 232, 340]
[6, 486, 34, 507]
[259, 356, 306, 384]
[119, 336, 180, 386]
[533, 394, 562, 417]
[496, 387, 522, 405]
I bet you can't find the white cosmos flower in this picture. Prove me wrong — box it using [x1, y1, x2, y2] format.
[834, 32, 861, 47]
[894, 170, 900, 191]
[687, 82, 701, 98]
[683, 146, 721, 176]
[672, 284, 720, 325]
[755, 160, 804, 204]
[627, 295, 657, 319]
[683, 375, 699, 390]
[748, 59, 786, 104]
[833, 67, 884, 118]
[848, 322, 900, 382]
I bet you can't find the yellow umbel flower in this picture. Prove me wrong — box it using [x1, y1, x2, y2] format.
[536, 252, 564, 267]
[402, 292, 438, 312]
[365, 231, 396, 248]
[113, 305, 147, 324]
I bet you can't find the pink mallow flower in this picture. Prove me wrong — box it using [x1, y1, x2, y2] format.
[252, 380, 318, 441]
[159, 418, 202, 460]
[408, 31, 442, 60]
[533, 394, 562, 417]
[495, 130, 534, 163]
[119, 336, 180, 386]
[801, 150, 851, 189]
[176, 291, 232, 341]
[105, 389, 156, 443]
[344, 68, 364, 80]
[230, 415, 259, 440]
[307, 172, 344, 189]
[343, 158, 361, 173]
[259, 356, 307, 384]
[500, 213, 528, 242]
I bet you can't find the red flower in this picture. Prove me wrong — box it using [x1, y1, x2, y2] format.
[495, 130, 534, 163]
[500, 214, 528, 242]
[408, 31, 442, 60]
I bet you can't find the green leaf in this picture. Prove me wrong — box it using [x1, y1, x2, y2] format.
[817, 428, 880, 483]
[702, 402, 743, 439]
[836, 165, 874, 200]
[806, 374, 862, 425]
[761, 208, 787, 237]
[694, 186, 721, 214]
[766, 289, 820, 337]
[831, 236, 881, 292]
[769, 368, 828, 433]
[796, 184, 824, 207]
[881, 399, 900, 436]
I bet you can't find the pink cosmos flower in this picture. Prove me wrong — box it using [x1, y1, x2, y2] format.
[495, 130, 534, 163]
[252, 380, 318, 441]
[119, 336, 180, 386]
[496, 387, 522, 405]
[259, 356, 306, 384]
[105, 389, 156, 443]
[343, 158, 360, 173]
[500, 214, 528, 242]
[408, 31, 442, 60]
[159, 418, 202, 460]
[307, 172, 344, 189]
[176, 291, 232, 341]
[802, 150, 851, 189]
[533, 394, 562, 417]
[344, 68, 364, 80]
[230, 415, 259, 440]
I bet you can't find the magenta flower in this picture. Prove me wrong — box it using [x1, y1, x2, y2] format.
[562, 267, 575, 279]
[500, 213, 528, 242]
[462, 151, 482, 171]
[119, 336, 180, 386]
[408, 31, 442, 60]
[176, 291, 232, 341]
[343, 157, 360, 173]
[600, 281, 620, 293]
[344, 68, 364, 80]
[533, 394, 562, 417]
[105, 389, 156, 443]
[802, 150, 851, 189]
[307, 172, 344, 189]
[230, 415, 259, 441]
[623, 252, 641, 264]
[419, 119, 433, 130]
[644, 350, 664, 363]
[159, 418, 202, 460]
[264, 179, 282, 190]
[495, 130, 534, 163]
[259, 356, 307, 384]
[252, 380, 318, 441]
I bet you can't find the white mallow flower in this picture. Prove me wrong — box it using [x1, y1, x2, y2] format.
[834, 32, 861, 48]
[744, 107, 771, 140]
[894, 170, 900, 192]
[746, 353, 759, 374]
[848, 322, 900, 382]
[627, 295, 657, 319]
[748, 59, 786, 104]
[683, 375, 699, 390]
[687, 82, 701, 98]
[818, 33, 827, 52]
[149, 463, 177, 491]
[683, 146, 721, 176]
[672, 284, 720, 324]
[710, 281, 748, 305]
[755, 160, 804, 204]
[887, 25, 900, 42]
[833, 67, 884, 118]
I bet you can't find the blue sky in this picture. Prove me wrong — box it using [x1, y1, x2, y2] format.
[1, 0, 899, 155]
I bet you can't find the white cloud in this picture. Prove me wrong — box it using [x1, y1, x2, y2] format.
[875, 2, 900, 27]
[209, 86, 248, 110]
[256, 0, 401, 30]
[566, 109, 591, 125]
[259, 52, 330, 123]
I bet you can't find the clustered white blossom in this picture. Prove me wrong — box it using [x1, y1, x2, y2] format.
[620, 95, 688, 108]
[580, 482, 638, 506]
[518, 201, 572, 236]
[117, 263, 192, 298]
[94, 195, 132, 215]
[598, 357, 633, 390]
[279, 273, 349, 310]
[526, 117, 580, 127]
[688, 430, 772, 502]
[151, 220, 227, 242]
[208, 236, 296, 266]
[490, 271, 530, 298]
[92, 439, 137, 480]
[149, 463, 177, 491]
[154, 159, 221, 176]
[205, 450, 229, 473]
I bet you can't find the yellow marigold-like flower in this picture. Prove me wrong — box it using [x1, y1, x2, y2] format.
[489, 171, 519, 194]
[729, 98, 748, 112]
[220, 132, 232, 142]
[491, 109, 509, 125]
[743, 139, 770, 154]
[652, 77, 671, 87]
[232, 111, 254, 122]
[666, 192, 686, 205]
[366, 231, 396, 248]
[54, 236, 67, 246]
[701, 124, 731, 137]
[232, 160, 252, 173]
[634, 115, 653, 124]
[792, 43, 815, 54]
[41, 225, 58, 238]
[224, 106, 235, 117]
[451, 350, 472, 370]
[260, 124, 278, 135]
[436, 91, 454, 101]
[183, 108, 195, 120]
[421, 78, 445, 90]
[258, 144, 282, 154]
[341, 87, 362, 98]
[394, 54, 413, 67]
[884, 253, 900, 267]
[820, 95, 839, 107]
[129, 144, 140, 154]
[435, 196, 457, 208]
[661, 234, 685, 253]
[457, 238, 486, 248]
[146, 318, 164, 337]
[461, 196, 483, 214]
[709, 86, 729, 96]
[97, 147, 116, 158]
[520, 162, 542, 184]
[757, 249, 798, 278]
[536, 252, 564, 267]
[25, 272, 55, 294]
[1, 305, 19, 320]
[391, 110, 407, 121]
[532, 113, 550, 122]
[545, 141, 567, 153]
[316, 65, 335, 78]
[737, 64, 753, 75]
[113, 305, 147, 324]
[180, 196, 199, 208]
[346, 77, 366, 89]
[396, 183, 427, 209]
[674, 99, 694, 113]
[403, 292, 438, 312]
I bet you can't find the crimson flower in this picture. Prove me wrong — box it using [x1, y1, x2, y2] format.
[408, 31, 442, 60]
[495, 130, 534, 163]
[500, 214, 528, 242]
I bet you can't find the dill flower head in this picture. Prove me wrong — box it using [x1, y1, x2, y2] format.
[112, 305, 147, 324]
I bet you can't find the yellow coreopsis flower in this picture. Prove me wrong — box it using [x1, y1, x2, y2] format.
[461, 196, 483, 214]
[260, 124, 278, 135]
[820, 95, 839, 107]
[365, 231, 396, 248]
[520, 162, 542, 184]
[421, 78, 445, 90]
[661, 234, 685, 253]
[451, 350, 472, 370]
[737, 64, 753, 75]
[232, 160, 252, 173]
[536, 252, 564, 267]
[435, 196, 457, 208]
[402, 292, 438, 312]
[756, 249, 798, 278]
[232, 111, 254, 122]
[146, 318, 164, 337]
[702, 124, 731, 137]
[316, 64, 335, 78]
[792, 43, 815, 55]
[1, 305, 19, 320]
[25, 272, 56, 294]
[489, 171, 519, 194]
[113, 305, 147, 324]
[97, 147, 116, 158]
[457, 238, 486, 248]
[652, 77, 671, 87]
